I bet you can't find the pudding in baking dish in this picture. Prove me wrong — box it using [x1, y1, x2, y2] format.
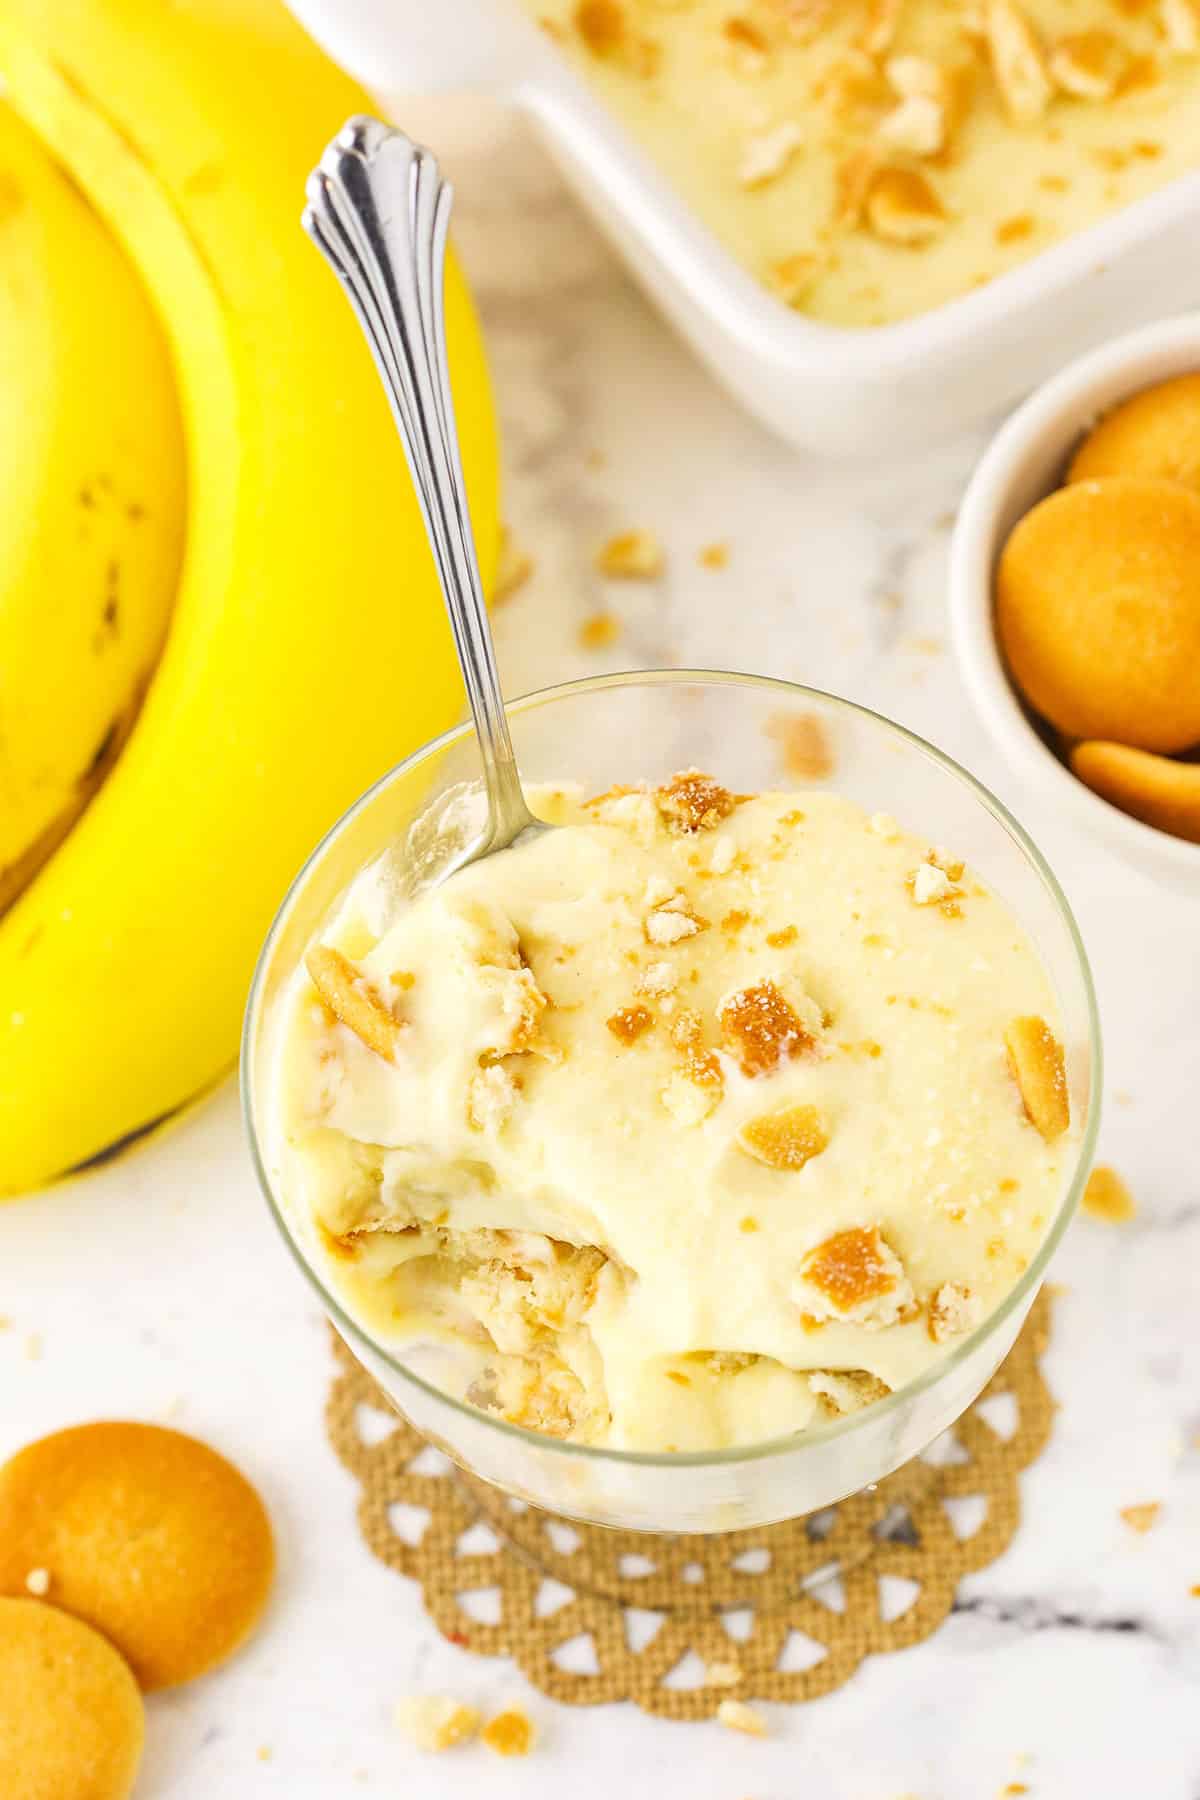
[526, 0, 1200, 327]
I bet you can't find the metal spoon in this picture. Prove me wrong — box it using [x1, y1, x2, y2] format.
[303, 116, 546, 876]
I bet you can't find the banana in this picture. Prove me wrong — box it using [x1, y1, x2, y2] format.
[0, 0, 499, 1195]
[0, 101, 184, 913]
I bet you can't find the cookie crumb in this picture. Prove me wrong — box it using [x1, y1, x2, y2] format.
[395, 1694, 480, 1752]
[717, 1698, 768, 1736]
[595, 528, 664, 579]
[23, 1332, 42, 1362]
[1082, 1165, 1135, 1223]
[1119, 1502, 1161, 1534]
[699, 541, 729, 569]
[579, 611, 621, 650]
[481, 1708, 536, 1757]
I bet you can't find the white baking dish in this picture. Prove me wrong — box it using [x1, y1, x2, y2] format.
[288, 0, 1200, 455]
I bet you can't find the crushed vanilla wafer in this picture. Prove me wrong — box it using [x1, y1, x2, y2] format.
[307, 945, 406, 1065]
[595, 528, 665, 579]
[738, 1103, 829, 1171]
[481, 1709, 537, 1757]
[716, 1698, 768, 1735]
[395, 1694, 480, 1752]
[1004, 1016, 1069, 1142]
[1081, 1165, 1135, 1223]
[1119, 1502, 1161, 1534]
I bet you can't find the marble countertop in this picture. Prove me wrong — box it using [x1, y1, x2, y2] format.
[3, 100, 1199, 1800]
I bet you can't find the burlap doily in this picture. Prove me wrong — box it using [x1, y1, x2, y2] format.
[326, 1293, 1053, 1718]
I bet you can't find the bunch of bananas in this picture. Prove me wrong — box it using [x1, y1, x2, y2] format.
[0, 0, 499, 1197]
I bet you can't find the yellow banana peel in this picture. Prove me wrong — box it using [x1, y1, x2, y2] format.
[0, 101, 184, 911]
[0, 0, 499, 1195]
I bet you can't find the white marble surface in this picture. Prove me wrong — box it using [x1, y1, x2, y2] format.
[3, 101, 1200, 1800]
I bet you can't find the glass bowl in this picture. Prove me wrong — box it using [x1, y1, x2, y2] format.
[242, 671, 1100, 1533]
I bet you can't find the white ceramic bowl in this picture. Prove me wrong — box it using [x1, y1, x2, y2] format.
[285, 0, 1200, 457]
[950, 311, 1200, 894]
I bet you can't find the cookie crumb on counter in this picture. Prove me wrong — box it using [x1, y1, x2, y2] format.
[717, 1698, 768, 1736]
[698, 541, 729, 569]
[1081, 1165, 1136, 1223]
[481, 1708, 537, 1757]
[1119, 1502, 1161, 1534]
[579, 611, 621, 650]
[395, 1694, 480, 1752]
[595, 528, 665, 579]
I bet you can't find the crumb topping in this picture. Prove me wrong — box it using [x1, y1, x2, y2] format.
[607, 1002, 655, 1044]
[637, 961, 678, 998]
[865, 165, 946, 244]
[718, 979, 816, 1076]
[985, 0, 1053, 124]
[655, 769, 737, 833]
[798, 1225, 915, 1326]
[1004, 1015, 1069, 1140]
[670, 1008, 726, 1096]
[740, 119, 805, 186]
[738, 1102, 829, 1171]
[644, 891, 708, 944]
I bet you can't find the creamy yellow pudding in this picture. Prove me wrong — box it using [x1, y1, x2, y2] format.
[525, 0, 1200, 326]
[268, 772, 1075, 1453]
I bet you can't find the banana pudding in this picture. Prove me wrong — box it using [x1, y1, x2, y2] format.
[526, 0, 1200, 326]
[267, 772, 1075, 1453]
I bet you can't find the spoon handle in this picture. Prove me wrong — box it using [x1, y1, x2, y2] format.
[303, 117, 534, 848]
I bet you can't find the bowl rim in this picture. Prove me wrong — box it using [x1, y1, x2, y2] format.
[241, 668, 1101, 1470]
[949, 309, 1200, 877]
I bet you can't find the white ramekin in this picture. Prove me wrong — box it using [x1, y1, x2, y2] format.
[950, 311, 1200, 894]
[285, 0, 1200, 457]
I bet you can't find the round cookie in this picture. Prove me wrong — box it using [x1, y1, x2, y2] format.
[996, 476, 1200, 753]
[1068, 372, 1200, 497]
[1071, 740, 1200, 844]
[0, 1423, 274, 1690]
[0, 1597, 144, 1799]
